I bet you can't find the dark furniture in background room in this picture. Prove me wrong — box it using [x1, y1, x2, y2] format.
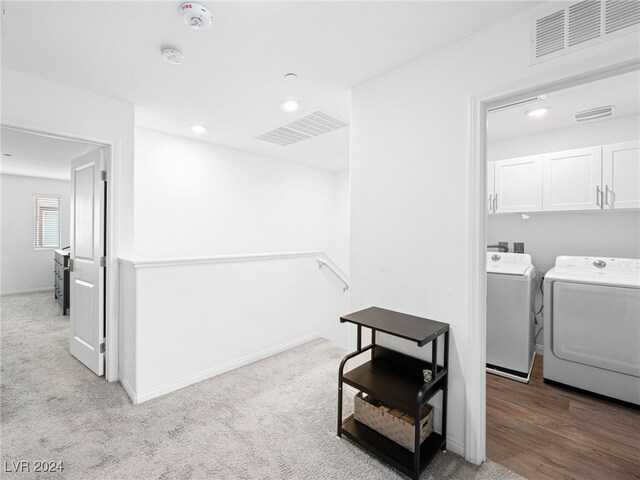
[54, 249, 70, 315]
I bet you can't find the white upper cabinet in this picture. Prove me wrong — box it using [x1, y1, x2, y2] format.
[603, 140, 640, 210]
[493, 155, 543, 213]
[487, 162, 495, 215]
[543, 147, 603, 211]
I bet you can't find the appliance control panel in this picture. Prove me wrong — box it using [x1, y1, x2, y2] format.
[487, 252, 532, 265]
[555, 256, 640, 273]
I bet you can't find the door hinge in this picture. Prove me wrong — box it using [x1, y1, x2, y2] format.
[101, 170, 107, 182]
[99, 257, 106, 267]
[100, 342, 106, 354]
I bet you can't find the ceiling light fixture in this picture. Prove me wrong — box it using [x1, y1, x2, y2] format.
[191, 124, 208, 134]
[161, 47, 183, 65]
[284, 73, 298, 80]
[281, 99, 300, 112]
[179, 3, 213, 30]
[526, 106, 551, 117]
[3, 153, 12, 156]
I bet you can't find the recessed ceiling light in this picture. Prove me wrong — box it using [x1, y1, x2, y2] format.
[526, 106, 551, 117]
[284, 73, 298, 80]
[191, 124, 208, 134]
[281, 99, 300, 112]
[161, 48, 183, 65]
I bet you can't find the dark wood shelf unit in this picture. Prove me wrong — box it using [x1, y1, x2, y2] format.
[338, 307, 450, 480]
[341, 416, 445, 479]
[340, 307, 449, 347]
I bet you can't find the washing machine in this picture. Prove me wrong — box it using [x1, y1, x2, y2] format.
[544, 256, 640, 405]
[486, 252, 536, 382]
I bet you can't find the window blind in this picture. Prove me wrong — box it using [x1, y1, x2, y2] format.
[34, 195, 61, 249]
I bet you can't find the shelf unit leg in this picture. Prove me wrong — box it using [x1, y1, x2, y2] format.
[441, 330, 449, 451]
[337, 381, 343, 437]
[413, 404, 420, 478]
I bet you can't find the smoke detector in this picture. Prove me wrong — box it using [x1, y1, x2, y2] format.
[179, 3, 213, 30]
[161, 48, 183, 65]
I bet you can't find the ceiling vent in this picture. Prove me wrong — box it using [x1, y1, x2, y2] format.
[256, 110, 348, 147]
[574, 105, 615, 122]
[530, 0, 640, 64]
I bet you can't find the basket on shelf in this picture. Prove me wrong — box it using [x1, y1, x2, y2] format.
[353, 392, 433, 452]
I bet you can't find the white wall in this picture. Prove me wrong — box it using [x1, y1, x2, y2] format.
[350, 2, 639, 459]
[331, 170, 350, 275]
[134, 128, 349, 271]
[2, 68, 135, 381]
[119, 254, 349, 403]
[488, 114, 640, 161]
[1, 68, 135, 256]
[0, 174, 70, 294]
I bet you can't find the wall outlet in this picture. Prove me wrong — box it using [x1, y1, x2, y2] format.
[499, 242, 509, 252]
[514, 242, 525, 253]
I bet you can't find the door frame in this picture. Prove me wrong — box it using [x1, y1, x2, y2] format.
[465, 56, 640, 464]
[1, 123, 120, 382]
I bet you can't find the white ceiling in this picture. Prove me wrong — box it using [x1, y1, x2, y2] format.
[1, 1, 540, 171]
[488, 70, 640, 142]
[0, 128, 98, 180]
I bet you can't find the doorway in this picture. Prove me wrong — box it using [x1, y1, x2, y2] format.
[1, 126, 110, 377]
[479, 68, 640, 479]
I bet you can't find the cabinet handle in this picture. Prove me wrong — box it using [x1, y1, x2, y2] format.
[596, 185, 601, 208]
[493, 193, 498, 212]
[605, 185, 612, 207]
[488, 194, 493, 212]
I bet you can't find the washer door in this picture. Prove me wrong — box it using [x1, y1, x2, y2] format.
[552, 282, 640, 378]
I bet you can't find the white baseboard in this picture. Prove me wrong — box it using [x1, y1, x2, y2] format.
[446, 436, 464, 456]
[129, 332, 321, 404]
[535, 344, 544, 355]
[119, 376, 136, 403]
[1, 287, 54, 296]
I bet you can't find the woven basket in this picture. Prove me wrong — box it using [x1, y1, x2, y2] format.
[353, 392, 433, 452]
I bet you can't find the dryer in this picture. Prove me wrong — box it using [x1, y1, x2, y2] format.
[544, 256, 640, 405]
[487, 252, 536, 382]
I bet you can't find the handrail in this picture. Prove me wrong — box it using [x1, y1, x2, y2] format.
[119, 251, 349, 291]
[317, 258, 349, 291]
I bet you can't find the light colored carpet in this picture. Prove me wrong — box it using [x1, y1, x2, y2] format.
[1, 292, 523, 480]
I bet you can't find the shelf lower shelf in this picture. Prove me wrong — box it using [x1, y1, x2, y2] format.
[340, 415, 445, 479]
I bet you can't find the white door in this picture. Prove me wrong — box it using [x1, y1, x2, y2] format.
[543, 147, 602, 211]
[70, 148, 106, 375]
[487, 162, 495, 215]
[494, 155, 543, 213]
[603, 140, 640, 210]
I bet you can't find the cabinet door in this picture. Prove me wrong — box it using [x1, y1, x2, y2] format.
[487, 162, 495, 215]
[543, 147, 602, 211]
[494, 155, 543, 213]
[603, 140, 640, 210]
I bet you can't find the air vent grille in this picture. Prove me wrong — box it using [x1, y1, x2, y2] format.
[531, 0, 640, 63]
[536, 10, 565, 57]
[256, 111, 348, 147]
[574, 106, 615, 122]
[568, 0, 601, 46]
[605, 0, 640, 34]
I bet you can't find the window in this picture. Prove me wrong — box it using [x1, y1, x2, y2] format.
[34, 195, 61, 249]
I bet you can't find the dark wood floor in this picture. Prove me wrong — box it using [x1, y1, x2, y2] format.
[487, 355, 640, 480]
